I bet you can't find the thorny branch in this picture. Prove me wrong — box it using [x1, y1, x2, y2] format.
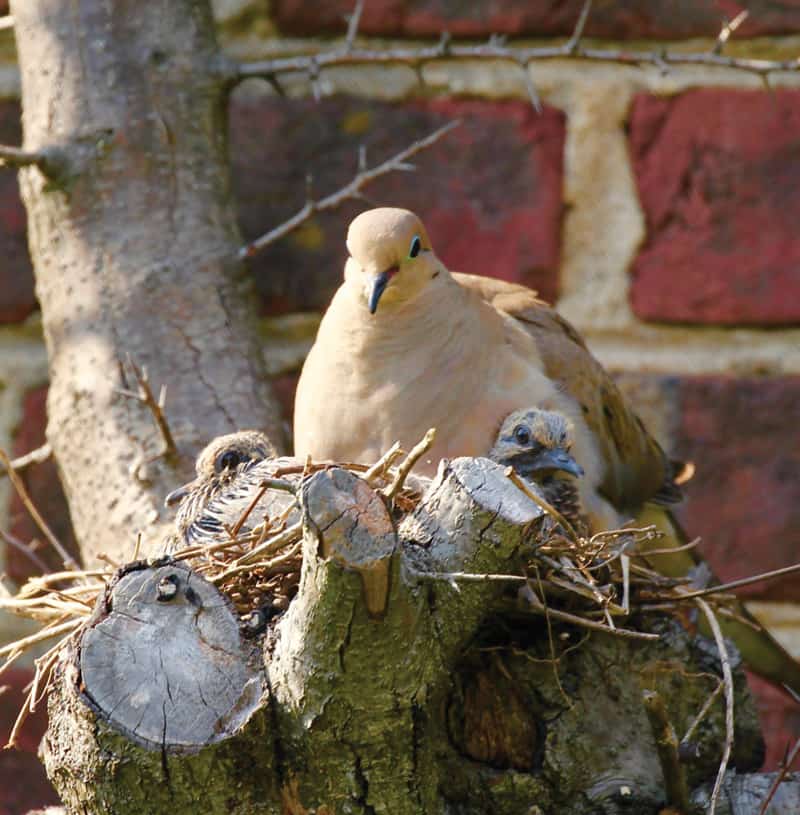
[238, 120, 459, 258]
[235, 0, 798, 91]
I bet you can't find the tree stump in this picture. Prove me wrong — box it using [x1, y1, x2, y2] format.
[41, 458, 770, 814]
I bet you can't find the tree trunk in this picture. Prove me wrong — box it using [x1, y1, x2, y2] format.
[10, 0, 284, 565]
[41, 458, 767, 815]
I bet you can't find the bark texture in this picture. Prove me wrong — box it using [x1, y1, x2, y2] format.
[42, 458, 768, 815]
[10, 0, 284, 565]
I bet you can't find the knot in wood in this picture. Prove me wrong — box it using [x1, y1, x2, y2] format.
[156, 573, 180, 601]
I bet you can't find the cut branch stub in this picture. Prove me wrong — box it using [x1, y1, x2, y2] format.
[401, 456, 544, 572]
[80, 561, 264, 751]
[301, 467, 396, 616]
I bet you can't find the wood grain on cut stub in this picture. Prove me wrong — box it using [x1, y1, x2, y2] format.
[80, 562, 263, 751]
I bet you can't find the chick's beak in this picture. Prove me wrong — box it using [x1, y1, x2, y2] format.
[536, 448, 584, 478]
[367, 266, 398, 314]
[509, 447, 584, 479]
[164, 481, 195, 508]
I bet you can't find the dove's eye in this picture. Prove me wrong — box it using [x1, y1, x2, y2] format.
[513, 425, 531, 446]
[408, 235, 421, 259]
[216, 450, 244, 472]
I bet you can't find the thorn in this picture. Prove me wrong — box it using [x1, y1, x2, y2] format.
[713, 9, 749, 55]
[565, 0, 592, 54]
[266, 74, 286, 97]
[521, 62, 542, 113]
[344, 0, 365, 51]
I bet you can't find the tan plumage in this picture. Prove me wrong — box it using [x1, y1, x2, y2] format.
[294, 207, 800, 695]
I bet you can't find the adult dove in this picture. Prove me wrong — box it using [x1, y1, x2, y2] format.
[294, 208, 800, 693]
[294, 207, 681, 534]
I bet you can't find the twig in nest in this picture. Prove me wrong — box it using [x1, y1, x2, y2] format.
[363, 441, 403, 484]
[696, 598, 735, 815]
[0, 442, 52, 480]
[532, 567, 571, 706]
[675, 562, 800, 601]
[384, 428, 436, 501]
[504, 467, 579, 541]
[0, 448, 79, 571]
[521, 580, 660, 641]
[231, 520, 303, 568]
[238, 122, 459, 259]
[116, 355, 177, 459]
[757, 734, 800, 815]
[642, 689, 690, 814]
[681, 679, 723, 748]
[407, 565, 526, 592]
[630, 537, 700, 559]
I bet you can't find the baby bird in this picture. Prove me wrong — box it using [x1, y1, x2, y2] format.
[489, 407, 588, 536]
[164, 430, 295, 550]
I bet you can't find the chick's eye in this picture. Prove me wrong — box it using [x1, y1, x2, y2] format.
[216, 450, 244, 472]
[409, 235, 421, 258]
[513, 425, 531, 446]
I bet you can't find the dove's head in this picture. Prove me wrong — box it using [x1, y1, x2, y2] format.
[345, 207, 442, 313]
[164, 430, 274, 507]
[490, 408, 584, 483]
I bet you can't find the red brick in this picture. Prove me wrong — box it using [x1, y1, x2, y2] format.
[6, 387, 79, 583]
[673, 377, 800, 600]
[0, 669, 60, 814]
[271, 372, 299, 426]
[271, 1, 800, 39]
[746, 672, 800, 772]
[229, 96, 564, 314]
[629, 90, 800, 326]
[0, 100, 36, 324]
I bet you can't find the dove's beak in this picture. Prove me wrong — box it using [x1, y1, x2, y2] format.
[367, 266, 398, 314]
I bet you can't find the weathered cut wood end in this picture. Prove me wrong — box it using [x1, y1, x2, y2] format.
[80, 561, 264, 752]
[301, 467, 396, 616]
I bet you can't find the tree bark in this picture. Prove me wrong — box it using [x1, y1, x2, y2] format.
[41, 458, 766, 814]
[10, 0, 284, 565]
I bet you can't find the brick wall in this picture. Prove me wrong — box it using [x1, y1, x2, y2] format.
[2, 1, 800, 799]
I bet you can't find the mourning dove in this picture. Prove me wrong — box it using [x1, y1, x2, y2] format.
[295, 207, 800, 694]
[294, 207, 680, 534]
[488, 407, 589, 537]
[164, 430, 297, 549]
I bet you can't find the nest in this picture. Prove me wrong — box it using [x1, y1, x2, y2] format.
[0, 426, 791, 812]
